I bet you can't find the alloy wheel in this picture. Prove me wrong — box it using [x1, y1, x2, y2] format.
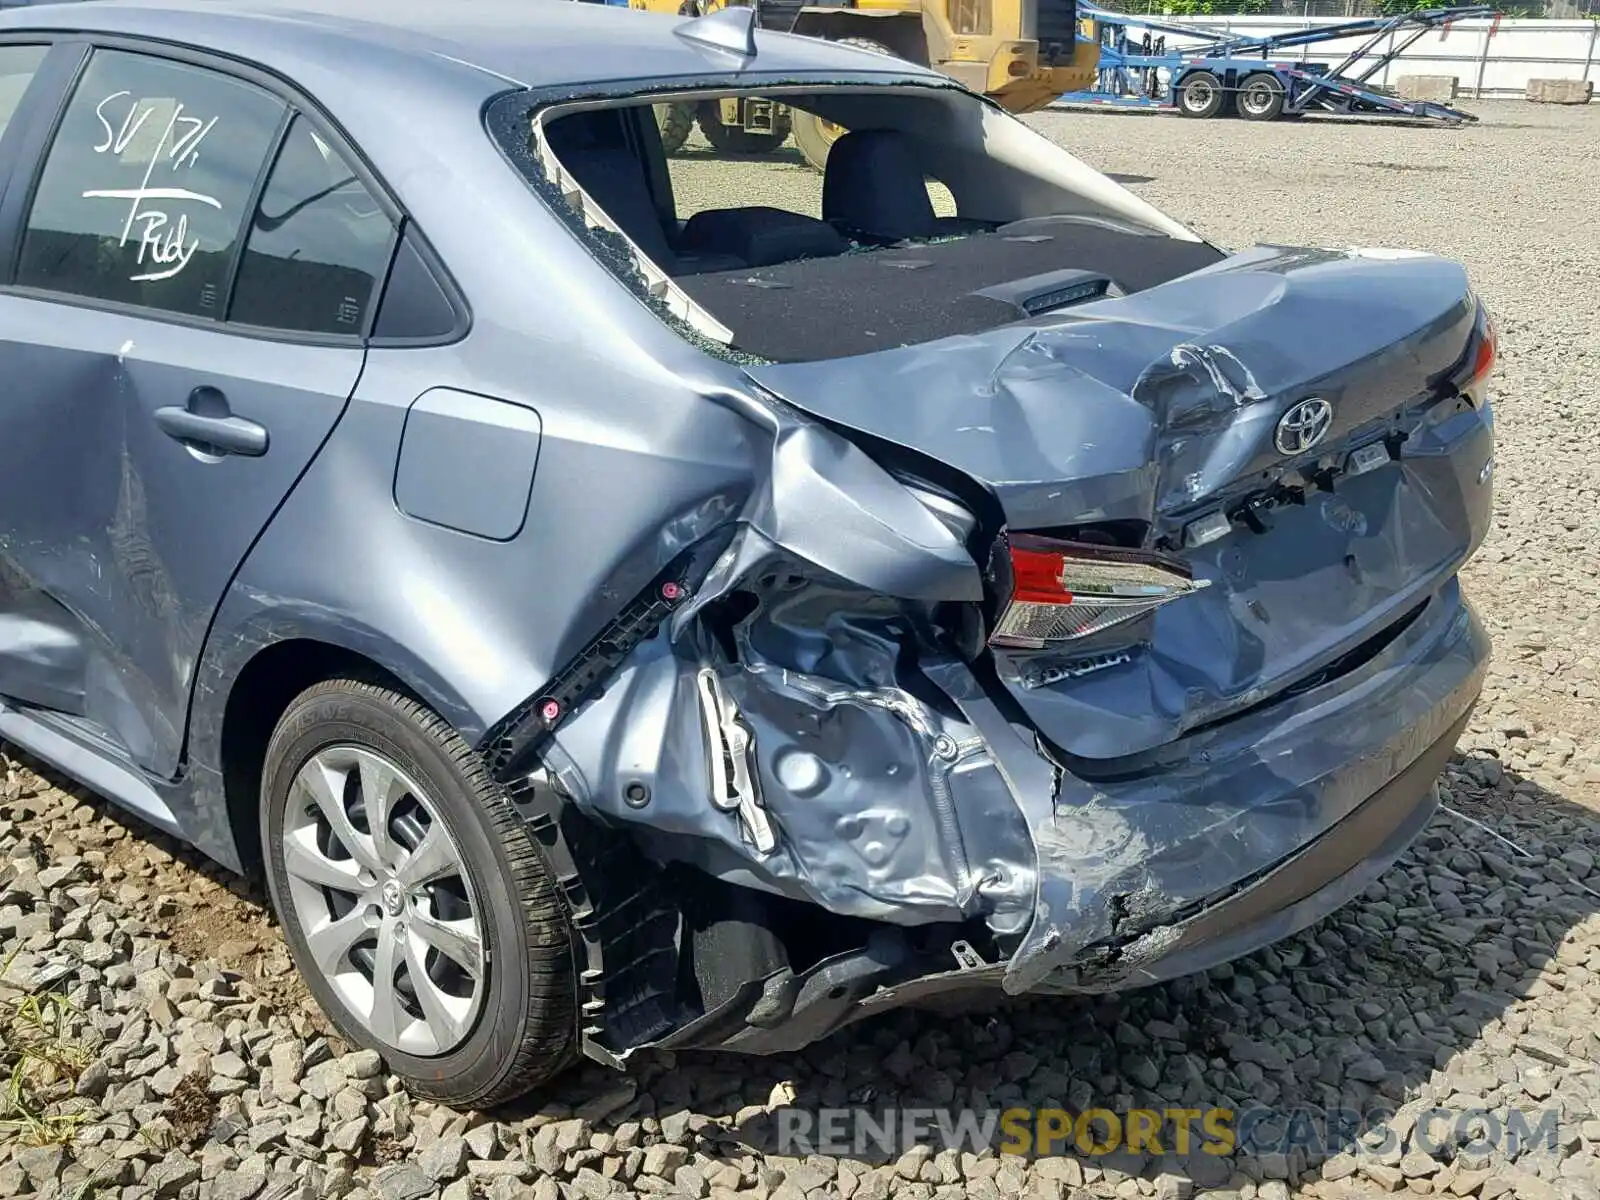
[280, 745, 485, 1056]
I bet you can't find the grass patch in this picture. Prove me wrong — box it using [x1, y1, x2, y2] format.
[0, 949, 96, 1147]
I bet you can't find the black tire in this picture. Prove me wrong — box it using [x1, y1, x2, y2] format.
[696, 101, 790, 154]
[655, 102, 695, 155]
[1177, 70, 1226, 119]
[1238, 72, 1286, 122]
[261, 678, 576, 1107]
[836, 35, 898, 58]
[791, 108, 844, 172]
[792, 36, 899, 171]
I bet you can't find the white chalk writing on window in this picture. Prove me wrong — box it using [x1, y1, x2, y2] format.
[83, 90, 222, 282]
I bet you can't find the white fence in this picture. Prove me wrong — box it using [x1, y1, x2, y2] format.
[1081, 15, 1600, 97]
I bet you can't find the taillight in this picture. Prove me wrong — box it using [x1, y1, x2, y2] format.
[990, 533, 1210, 650]
[1463, 302, 1496, 396]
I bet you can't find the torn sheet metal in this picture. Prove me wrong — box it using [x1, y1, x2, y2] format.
[520, 388, 1012, 926]
[543, 535, 1033, 930]
[695, 665, 777, 854]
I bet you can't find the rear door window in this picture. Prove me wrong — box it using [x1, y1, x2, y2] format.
[227, 114, 395, 335]
[16, 49, 285, 316]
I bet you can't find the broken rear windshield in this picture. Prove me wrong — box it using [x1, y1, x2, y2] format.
[489, 82, 1221, 362]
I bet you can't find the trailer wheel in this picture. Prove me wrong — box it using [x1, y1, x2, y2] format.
[1177, 71, 1225, 119]
[1239, 72, 1286, 122]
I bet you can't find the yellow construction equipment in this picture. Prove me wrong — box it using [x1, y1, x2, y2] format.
[632, 0, 1100, 168]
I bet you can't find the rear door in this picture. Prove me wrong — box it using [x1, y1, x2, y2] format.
[0, 44, 397, 776]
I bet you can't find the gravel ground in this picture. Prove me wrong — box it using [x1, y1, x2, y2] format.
[3, 100, 1600, 1200]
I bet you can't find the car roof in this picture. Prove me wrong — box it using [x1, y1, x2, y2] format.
[0, 0, 941, 93]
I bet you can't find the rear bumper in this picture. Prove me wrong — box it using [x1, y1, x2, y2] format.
[1043, 711, 1457, 993]
[935, 577, 1488, 996]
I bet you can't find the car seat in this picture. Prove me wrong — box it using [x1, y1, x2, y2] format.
[543, 107, 680, 266]
[821, 128, 985, 243]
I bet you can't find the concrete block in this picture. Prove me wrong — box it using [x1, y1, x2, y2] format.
[1525, 78, 1594, 105]
[1397, 74, 1458, 102]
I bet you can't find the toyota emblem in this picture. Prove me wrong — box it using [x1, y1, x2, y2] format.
[1275, 397, 1334, 456]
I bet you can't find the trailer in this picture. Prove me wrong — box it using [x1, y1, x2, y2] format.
[1057, 5, 1498, 125]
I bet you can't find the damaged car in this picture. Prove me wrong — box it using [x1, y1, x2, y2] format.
[0, 0, 1494, 1106]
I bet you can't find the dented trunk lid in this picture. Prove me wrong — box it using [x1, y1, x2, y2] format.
[745, 244, 1495, 759]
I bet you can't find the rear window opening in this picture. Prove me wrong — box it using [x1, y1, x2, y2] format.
[508, 83, 1226, 362]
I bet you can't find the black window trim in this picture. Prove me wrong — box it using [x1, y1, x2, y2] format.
[0, 32, 469, 348]
[219, 102, 295, 325]
[367, 217, 472, 349]
[0, 38, 89, 276]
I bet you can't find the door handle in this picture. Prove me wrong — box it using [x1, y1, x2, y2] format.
[154, 388, 268, 458]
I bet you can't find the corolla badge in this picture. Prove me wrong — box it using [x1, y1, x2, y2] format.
[1275, 397, 1334, 456]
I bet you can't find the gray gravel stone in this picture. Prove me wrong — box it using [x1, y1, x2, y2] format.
[674, 1163, 709, 1198]
[329, 1117, 369, 1155]
[341, 1049, 382, 1079]
[642, 1143, 690, 1177]
[371, 1163, 434, 1200]
[16, 1146, 65, 1184]
[479, 1179, 522, 1200]
[575, 1078, 637, 1123]
[417, 1134, 467, 1182]
[572, 1166, 625, 1198]
[466, 1160, 531, 1180]
[74, 1055, 111, 1098]
[267, 1039, 304, 1100]
[211, 1166, 268, 1200]
[145, 1152, 201, 1198]
[211, 1051, 249, 1080]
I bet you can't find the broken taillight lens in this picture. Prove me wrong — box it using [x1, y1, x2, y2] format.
[989, 533, 1210, 650]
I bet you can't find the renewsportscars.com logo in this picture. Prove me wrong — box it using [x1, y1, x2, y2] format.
[774, 1104, 1564, 1161]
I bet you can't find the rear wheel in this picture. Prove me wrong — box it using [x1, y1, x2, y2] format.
[792, 109, 848, 172]
[261, 679, 577, 1107]
[696, 101, 790, 154]
[1238, 72, 1286, 121]
[792, 36, 898, 170]
[655, 102, 696, 154]
[1177, 70, 1226, 119]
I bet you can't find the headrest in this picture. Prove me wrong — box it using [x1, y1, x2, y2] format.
[821, 129, 938, 242]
